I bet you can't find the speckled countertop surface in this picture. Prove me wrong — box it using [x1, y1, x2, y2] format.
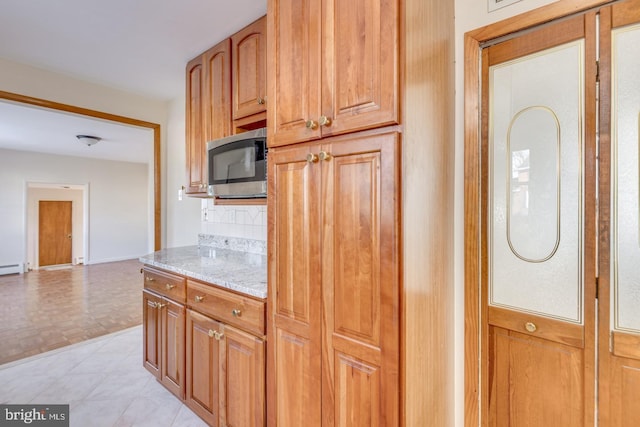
[139, 245, 267, 299]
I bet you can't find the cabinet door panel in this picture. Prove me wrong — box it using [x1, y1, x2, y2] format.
[321, 0, 398, 137]
[221, 325, 265, 427]
[186, 56, 206, 194]
[232, 16, 266, 120]
[143, 290, 161, 377]
[267, 0, 322, 146]
[322, 131, 400, 426]
[267, 144, 322, 426]
[161, 298, 185, 399]
[204, 39, 232, 141]
[186, 309, 221, 427]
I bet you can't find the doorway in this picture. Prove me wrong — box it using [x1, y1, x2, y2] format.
[465, 0, 640, 425]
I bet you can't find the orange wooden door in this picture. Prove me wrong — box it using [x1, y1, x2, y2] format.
[38, 200, 72, 267]
[232, 16, 266, 121]
[320, 130, 400, 427]
[481, 14, 597, 426]
[598, 1, 640, 425]
[267, 142, 322, 426]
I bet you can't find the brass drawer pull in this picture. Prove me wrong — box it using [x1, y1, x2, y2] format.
[149, 301, 158, 308]
[232, 309, 242, 318]
[165, 283, 176, 290]
[157, 303, 166, 309]
[145, 276, 155, 282]
[194, 295, 205, 303]
[525, 322, 537, 333]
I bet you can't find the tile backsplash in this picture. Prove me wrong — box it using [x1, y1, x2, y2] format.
[201, 200, 267, 241]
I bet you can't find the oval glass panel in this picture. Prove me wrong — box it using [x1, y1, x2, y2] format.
[507, 107, 560, 263]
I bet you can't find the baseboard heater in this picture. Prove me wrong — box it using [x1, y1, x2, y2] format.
[0, 263, 23, 275]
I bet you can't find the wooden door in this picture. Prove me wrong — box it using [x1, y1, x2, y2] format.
[319, 0, 398, 139]
[267, 142, 322, 426]
[186, 54, 207, 195]
[599, 2, 640, 425]
[220, 325, 265, 427]
[160, 298, 185, 399]
[320, 130, 400, 426]
[481, 14, 596, 426]
[143, 290, 161, 378]
[267, 0, 322, 146]
[204, 39, 232, 142]
[232, 16, 267, 121]
[186, 309, 222, 427]
[38, 200, 72, 267]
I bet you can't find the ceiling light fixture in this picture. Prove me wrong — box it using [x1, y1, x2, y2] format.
[76, 134, 101, 146]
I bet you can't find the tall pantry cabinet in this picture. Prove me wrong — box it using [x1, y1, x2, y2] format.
[266, 0, 455, 425]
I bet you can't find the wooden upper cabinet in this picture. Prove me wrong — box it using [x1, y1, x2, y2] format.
[185, 39, 232, 196]
[267, 0, 399, 147]
[232, 16, 267, 121]
[204, 39, 232, 142]
[185, 55, 207, 195]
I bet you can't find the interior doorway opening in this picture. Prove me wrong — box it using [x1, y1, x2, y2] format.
[26, 183, 88, 270]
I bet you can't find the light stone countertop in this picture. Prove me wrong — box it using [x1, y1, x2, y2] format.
[139, 245, 267, 299]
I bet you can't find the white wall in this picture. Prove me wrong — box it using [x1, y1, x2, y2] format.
[453, 0, 557, 425]
[0, 57, 203, 249]
[0, 148, 149, 265]
[165, 94, 202, 247]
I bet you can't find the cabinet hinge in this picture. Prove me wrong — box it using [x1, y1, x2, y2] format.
[595, 276, 599, 299]
[596, 60, 600, 83]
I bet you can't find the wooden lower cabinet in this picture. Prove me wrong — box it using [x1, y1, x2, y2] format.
[144, 269, 267, 427]
[267, 129, 400, 426]
[143, 289, 186, 399]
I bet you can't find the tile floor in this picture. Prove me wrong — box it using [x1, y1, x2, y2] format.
[0, 325, 208, 427]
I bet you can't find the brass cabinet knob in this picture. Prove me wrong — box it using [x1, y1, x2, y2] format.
[306, 153, 319, 163]
[149, 301, 158, 308]
[208, 329, 224, 340]
[257, 97, 265, 105]
[525, 322, 537, 333]
[319, 151, 332, 161]
[194, 295, 204, 303]
[157, 303, 166, 309]
[165, 284, 176, 290]
[305, 120, 318, 130]
[232, 309, 242, 317]
[319, 115, 332, 127]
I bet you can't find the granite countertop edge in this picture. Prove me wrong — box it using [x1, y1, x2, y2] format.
[139, 245, 267, 300]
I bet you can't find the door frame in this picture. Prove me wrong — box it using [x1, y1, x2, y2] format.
[463, 1, 617, 425]
[0, 90, 162, 254]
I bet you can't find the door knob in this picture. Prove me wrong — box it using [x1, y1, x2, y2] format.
[319, 151, 332, 161]
[319, 115, 332, 127]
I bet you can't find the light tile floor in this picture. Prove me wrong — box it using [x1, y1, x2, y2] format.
[0, 326, 208, 427]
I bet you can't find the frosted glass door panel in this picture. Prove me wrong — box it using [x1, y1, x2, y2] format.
[612, 24, 640, 333]
[489, 41, 584, 323]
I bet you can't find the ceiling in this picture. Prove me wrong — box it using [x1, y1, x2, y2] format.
[0, 0, 267, 164]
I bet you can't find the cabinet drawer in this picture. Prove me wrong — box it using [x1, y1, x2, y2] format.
[187, 280, 265, 336]
[143, 267, 186, 303]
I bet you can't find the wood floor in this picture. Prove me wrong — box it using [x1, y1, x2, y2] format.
[0, 259, 143, 365]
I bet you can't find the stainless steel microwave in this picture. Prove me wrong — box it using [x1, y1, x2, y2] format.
[206, 128, 267, 198]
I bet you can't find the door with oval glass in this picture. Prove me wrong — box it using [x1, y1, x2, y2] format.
[478, 1, 640, 425]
